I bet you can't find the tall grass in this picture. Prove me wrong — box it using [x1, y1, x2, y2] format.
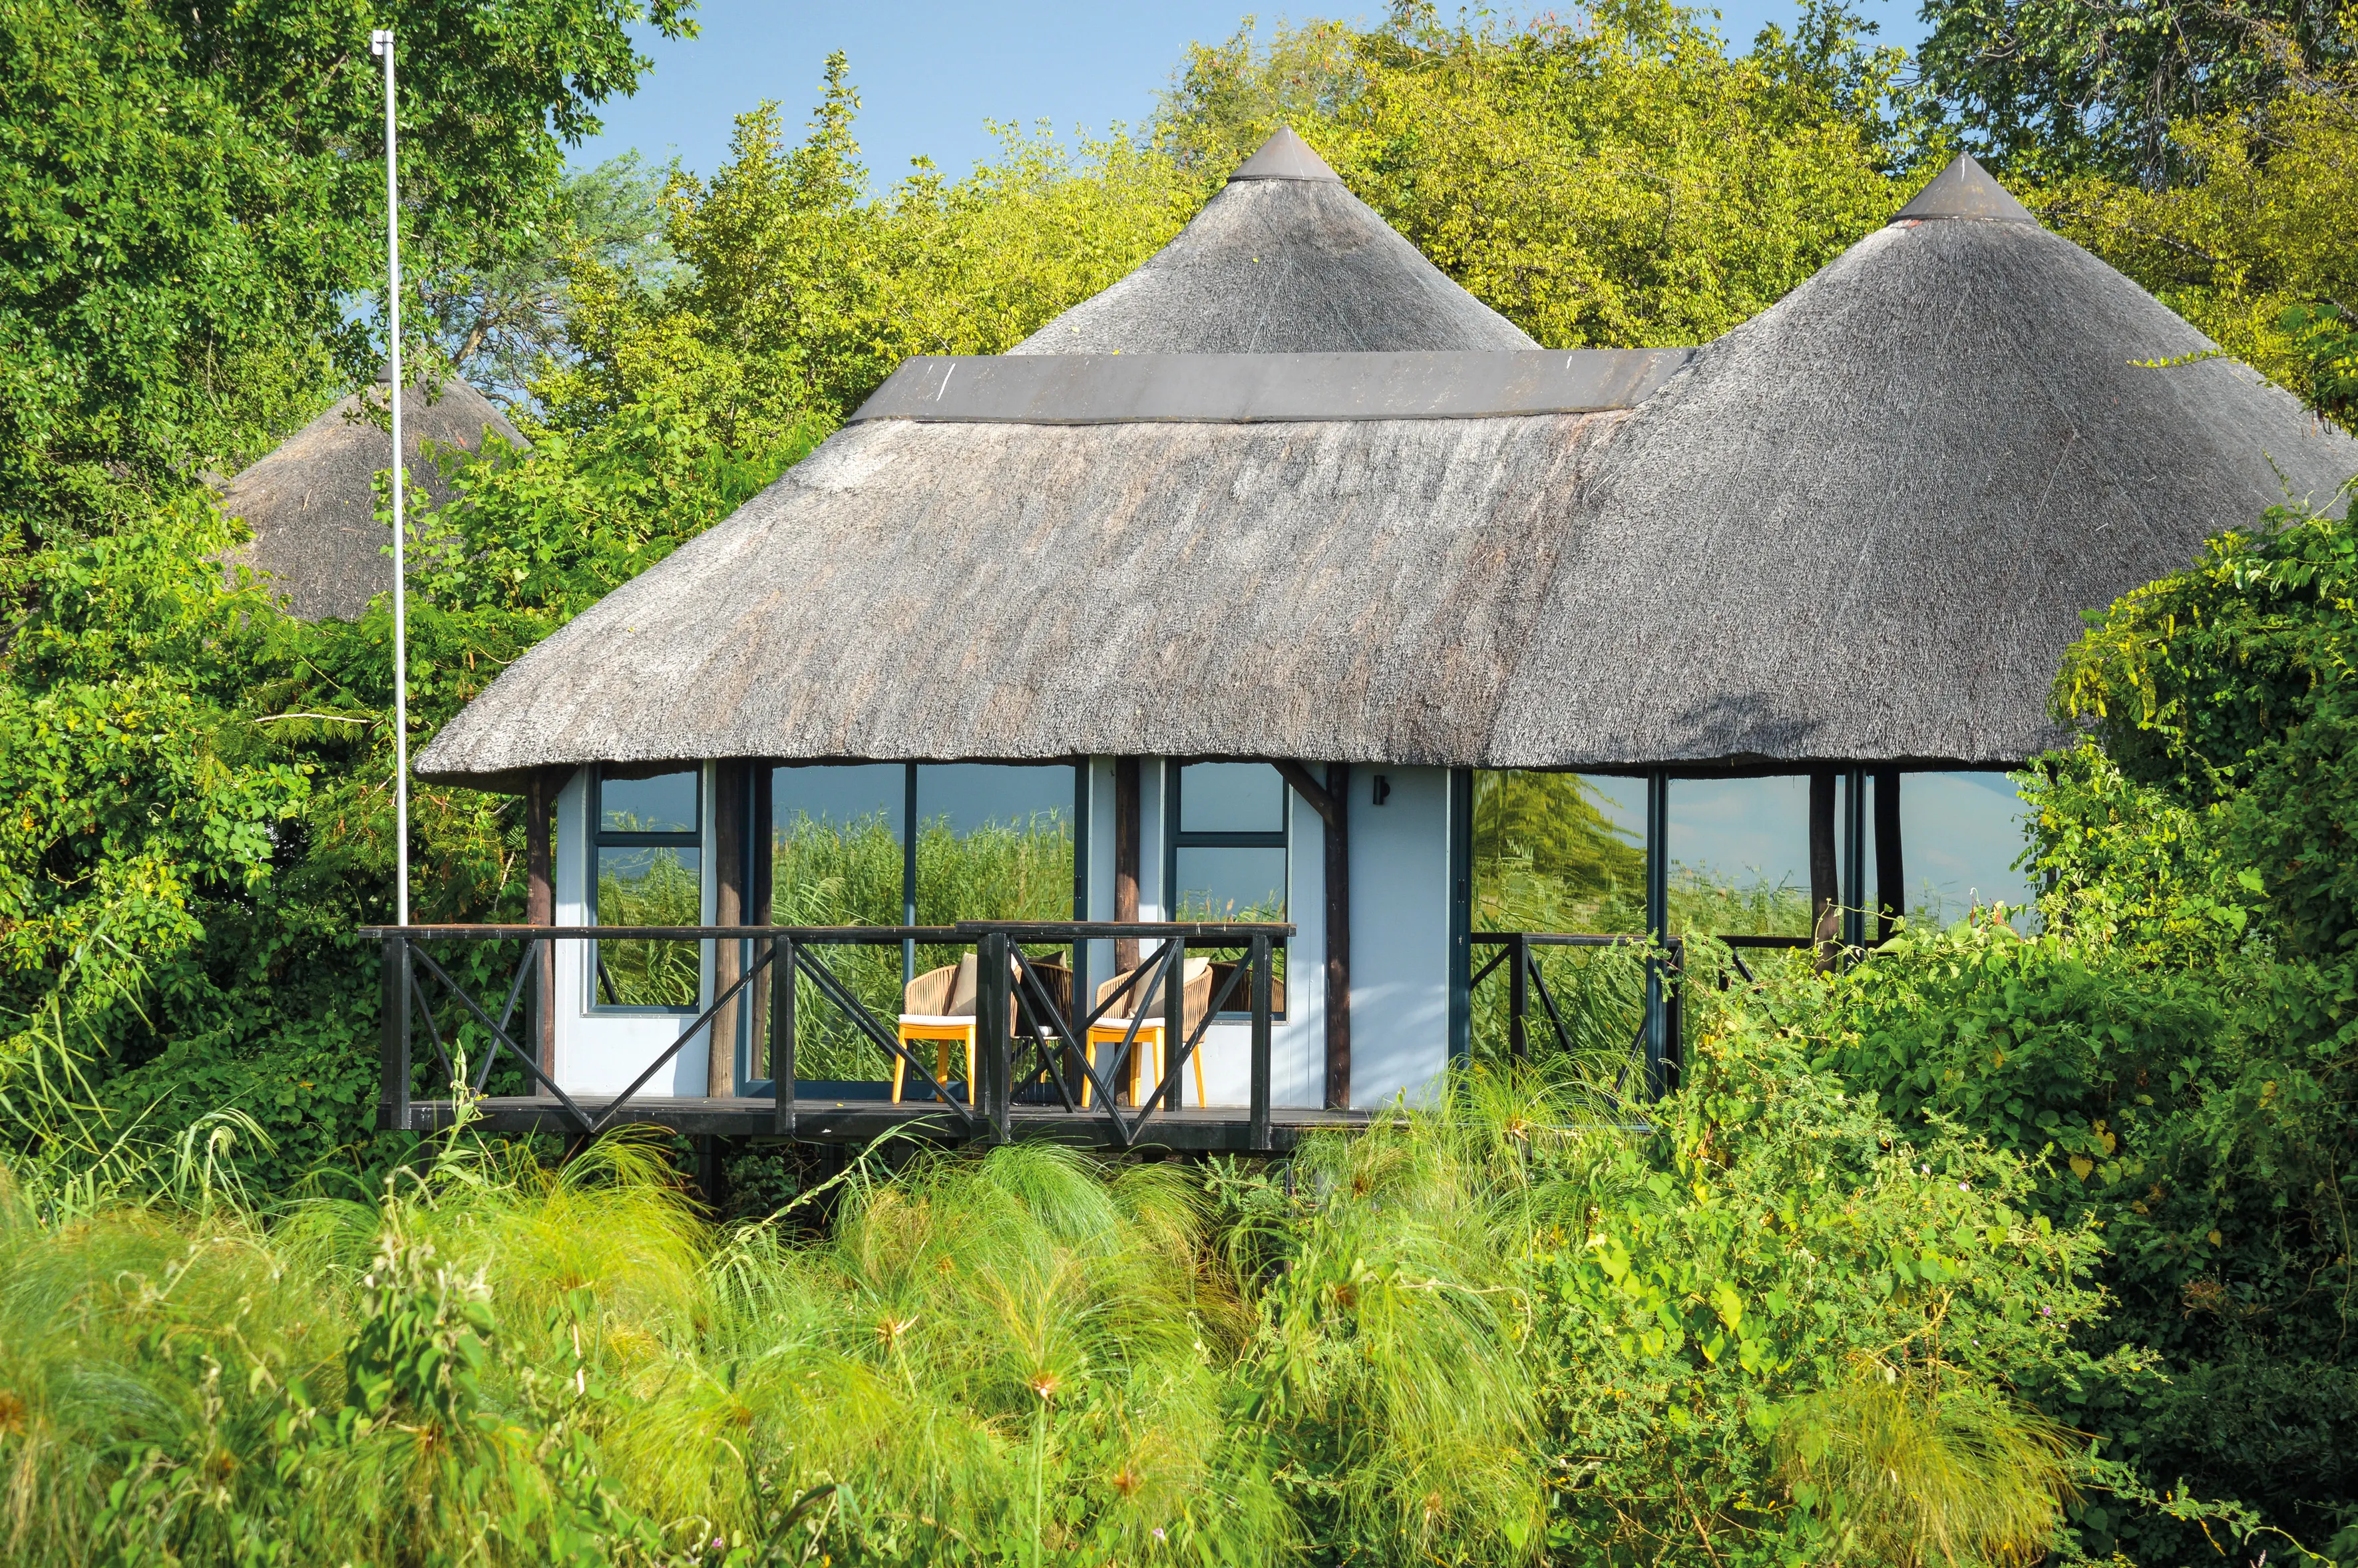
[0, 990, 2090, 1567]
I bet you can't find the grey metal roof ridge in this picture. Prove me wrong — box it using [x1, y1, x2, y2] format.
[848, 348, 1696, 425]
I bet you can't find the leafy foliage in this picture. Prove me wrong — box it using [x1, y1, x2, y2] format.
[2035, 75, 2358, 417]
[1157, 3, 1908, 349]
[0, 0, 689, 539]
[1913, 0, 2353, 181]
[2, 1018, 2102, 1567]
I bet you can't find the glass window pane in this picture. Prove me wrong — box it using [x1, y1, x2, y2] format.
[1667, 776, 1814, 938]
[770, 765, 906, 928]
[1173, 845, 1287, 921]
[601, 769, 698, 834]
[915, 764, 1074, 924]
[773, 763, 904, 838]
[1179, 762, 1284, 834]
[594, 845, 701, 1008]
[1472, 771, 1647, 934]
[1899, 771, 2037, 927]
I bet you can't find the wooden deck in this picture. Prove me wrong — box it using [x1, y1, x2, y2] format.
[409, 1095, 1374, 1151]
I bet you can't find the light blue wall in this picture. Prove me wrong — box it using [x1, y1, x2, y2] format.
[1348, 764, 1452, 1107]
[552, 763, 715, 1097]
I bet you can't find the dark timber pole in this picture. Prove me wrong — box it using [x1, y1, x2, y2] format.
[1643, 770, 1669, 1097]
[902, 762, 918, 990]
[1873, 767, 1904, 944]
[1113, 757, 1141, 974]
[748, 765, 772, 1074]
[1323, 761, 1352, 1109]
[524, 766, 558, 1081]
[1809, 767, 1840, 971]
[1842, 767, 1867, 952]
[709, 760, 745, 1099]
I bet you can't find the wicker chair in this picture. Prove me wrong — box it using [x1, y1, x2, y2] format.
[892, 954, 1018, 1104]
[1084, 958, 1213, 1107]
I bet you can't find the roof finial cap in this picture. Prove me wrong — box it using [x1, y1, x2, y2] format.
[1228, 124, 1344, 183]
[1894, 152, 2037, 224]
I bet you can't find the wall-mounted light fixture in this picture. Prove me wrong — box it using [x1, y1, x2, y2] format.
[1372, 774, 1392, 806]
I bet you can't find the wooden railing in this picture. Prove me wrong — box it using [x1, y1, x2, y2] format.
[1469, 931, 1819, 1097]
[363, 920, 1292, 1150]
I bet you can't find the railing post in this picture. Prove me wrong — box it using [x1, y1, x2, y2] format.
[978, 928, 1012, 1141]
[1667, 938, 1685, 1093]
[379, 932, 411, 1133]
[1644, 769, 1671, 1100]
[1249, 934, 1272, 1150]
[1163, 935, 1185, 1113]
[770, 934, 796, 1137]
[1509, 933, 1529, 1064]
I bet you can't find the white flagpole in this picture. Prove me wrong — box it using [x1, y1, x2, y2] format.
[371, 28, 410, 928]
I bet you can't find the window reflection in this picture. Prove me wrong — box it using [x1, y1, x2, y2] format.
[591, 767, 701, 1010]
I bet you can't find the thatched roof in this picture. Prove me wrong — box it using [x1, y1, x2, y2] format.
[222, 377, 524, 621]
[416, 143, 2358, 789]
[1488, 170, 2353, 766]
[1009, 126, 1537, 356]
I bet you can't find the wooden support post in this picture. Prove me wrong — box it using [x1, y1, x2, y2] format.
[1842, 767, 1867, 952]
[525, 767, 558, 1083]
[749, 765, 771, 1077]
[695, 1134, 723, 1213]
[978, 929, 1012, 1140]
[1249, 933, 1273, 1151]
[1509, 933, 1530, 1063]
[1163, 934, 1186, 1113]
[902, 762, 918, 990]
[379, 932, 410, 1132]
[709, 760, 745, 1099]
[770, 935, 797, 1137]
[1643, 770, 1670, 1098]
[1809, 767, 1840, 971]
[1873, 766, 1904, 944]
[1323, 761, 1351, 1109]
[1069, 759, 1091, 1104]
[1113, 757, 1141, 974]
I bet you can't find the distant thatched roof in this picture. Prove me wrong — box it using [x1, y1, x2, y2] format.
[416, 145, 2358, 789]
[222, 377, 524, 621]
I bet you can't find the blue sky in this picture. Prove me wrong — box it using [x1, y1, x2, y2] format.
[571, 0, 1927, 186]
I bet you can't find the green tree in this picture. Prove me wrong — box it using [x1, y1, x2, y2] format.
[0, 0, 689, 543]
[2033, 71, 2358, 415]
[0, 0, 692, 1185]
[538, 53, 1206, 443]
[1156, 1, 1909, 349]
[420, 152, 678, 407]
[1914, 0, 2355, 182]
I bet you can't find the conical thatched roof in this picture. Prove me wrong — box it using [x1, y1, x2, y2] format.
[415, 148, 2358, 789]
[222, 377, 525, 621]
[1010, 126, 1536, 355]
[1487, 204, 2353, 767]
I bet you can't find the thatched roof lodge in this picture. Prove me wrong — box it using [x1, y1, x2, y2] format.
[222, 376, 523, 621]
[414, 132, 2356, 1114]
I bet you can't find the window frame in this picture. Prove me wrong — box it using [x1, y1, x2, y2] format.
[588, 763, 705, 1014]
[1165, 761, 1290, 1020]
